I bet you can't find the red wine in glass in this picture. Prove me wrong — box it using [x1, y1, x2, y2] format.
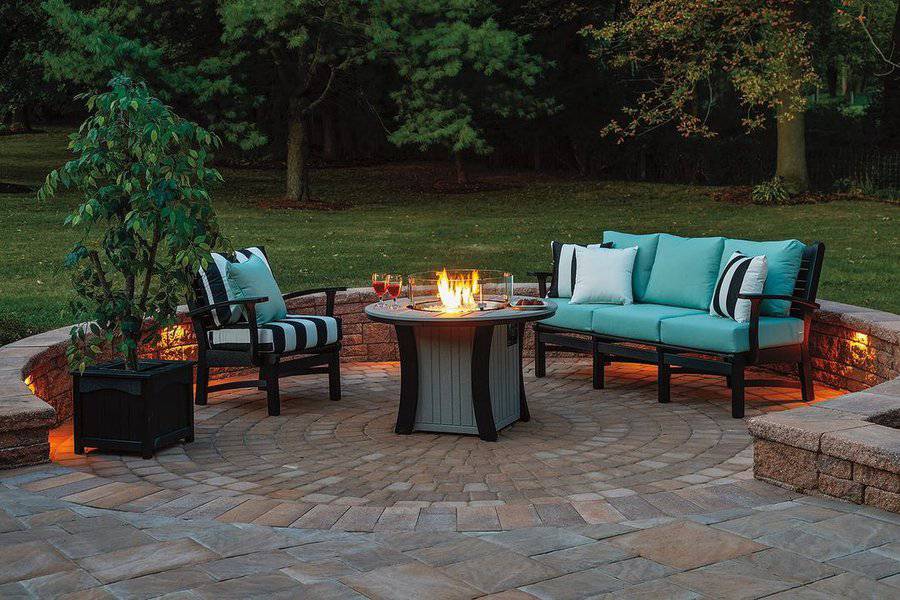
[386, 275, 402, 309]
[372, 274, 387, 306]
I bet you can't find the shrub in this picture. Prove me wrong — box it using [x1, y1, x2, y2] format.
[751, 176, 791, 205]
[38, 75, 224, 371]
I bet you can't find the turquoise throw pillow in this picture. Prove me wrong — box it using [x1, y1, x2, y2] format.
[226, 254, 287, 325]
[643, 234, 725, 310]
[720, 238, 805, 317]
[603, 231, 660, 302]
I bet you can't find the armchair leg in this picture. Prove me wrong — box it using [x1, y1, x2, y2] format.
[592, 340, 604, 390]
[657, 350, 670, 404]
[195, 364, 209, 406]
[258, 367, 266, 391]
[328, 351, 341, 401]
[799, 347, 814, 404]
[535, 329, 546, 378]
[731, 357, 745, 419]
[265, 359, 280, 416]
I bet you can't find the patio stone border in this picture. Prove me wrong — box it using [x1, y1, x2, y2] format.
[2, 285, 899, 480]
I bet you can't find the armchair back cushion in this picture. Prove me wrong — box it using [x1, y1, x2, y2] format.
[720, 238, 805, 317]
[195, 252, 245, 327]
[602, 231, 659, 302]
[643, 234, 725, 310]
[226, 254, 288, 325]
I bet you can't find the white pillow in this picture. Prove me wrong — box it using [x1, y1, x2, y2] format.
[710, 252, 768, 322]
[570, 246, 638, 305]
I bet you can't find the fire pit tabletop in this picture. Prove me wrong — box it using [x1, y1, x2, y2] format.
[364, 298, 556, 327]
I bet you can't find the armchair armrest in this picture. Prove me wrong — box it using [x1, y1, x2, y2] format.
[737, 293, 820, 311]
[187, 297, 268, 318]
[527, 271, 553, 298]
[282, 286, 347, 316]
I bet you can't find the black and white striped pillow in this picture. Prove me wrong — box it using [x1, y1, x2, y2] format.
[710, 252, 768, 322]
[196, 246, 273, 327]
[548, 241, 613, 298]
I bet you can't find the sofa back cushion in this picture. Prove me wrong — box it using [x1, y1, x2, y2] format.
[602, 231, 660, 302]
[720, 238, 805, 317]
[643, 234, 725, 310]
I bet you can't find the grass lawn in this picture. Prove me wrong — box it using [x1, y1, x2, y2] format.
[1, 127, 898, 345]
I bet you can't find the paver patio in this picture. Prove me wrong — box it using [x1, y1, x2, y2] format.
[2, 358, 900, 598]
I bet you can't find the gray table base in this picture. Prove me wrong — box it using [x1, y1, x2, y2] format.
[394, 323, 529, 441]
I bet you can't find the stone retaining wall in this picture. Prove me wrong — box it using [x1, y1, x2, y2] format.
[2, 286, 899, 475]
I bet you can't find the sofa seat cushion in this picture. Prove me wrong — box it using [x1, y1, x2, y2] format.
[591, 304, 704, 342]
[541, 298, 601, 332]
[659, 314, 804, 353]
[209, 315, 342, 353]
[643, 234, 725, 310]
[602, 231, 660, 302]
[721, 238, 805, 317]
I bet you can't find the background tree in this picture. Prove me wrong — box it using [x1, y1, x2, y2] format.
[589, 0, 818, 192]
[37, 76, 223, 371]
[370, 0, 551, 184]
[0, 0, 71, 131]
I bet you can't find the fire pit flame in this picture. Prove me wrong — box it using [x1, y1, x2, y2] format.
[436, 268, 480, 313]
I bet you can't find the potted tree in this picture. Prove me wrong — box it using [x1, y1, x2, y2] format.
[39, 75, 224, 458]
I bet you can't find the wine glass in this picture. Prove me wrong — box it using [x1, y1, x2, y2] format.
[386, 274, 403, 310]
[371, 273, 388, 307]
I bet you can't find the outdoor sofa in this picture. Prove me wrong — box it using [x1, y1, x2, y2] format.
[531, 232, 825, 418]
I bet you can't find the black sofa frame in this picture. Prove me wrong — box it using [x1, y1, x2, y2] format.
[187, 260, 346, 416]
[530, 242, 825, 418]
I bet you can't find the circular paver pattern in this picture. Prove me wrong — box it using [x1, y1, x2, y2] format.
[49, 359, 840, 520]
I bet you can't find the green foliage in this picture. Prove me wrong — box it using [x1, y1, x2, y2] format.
[37, 76, 224, 370]
[370, 0, 552, 156]
[587, 0, 817, 139]
[0, 0, 71, 129]
[752, 176, 792, 205]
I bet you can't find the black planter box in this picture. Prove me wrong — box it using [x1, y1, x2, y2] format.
[73, 359, 194, 459]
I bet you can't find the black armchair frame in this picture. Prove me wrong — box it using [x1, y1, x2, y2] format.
[531, 242, 825, 418]
[187, 256, 347, 416]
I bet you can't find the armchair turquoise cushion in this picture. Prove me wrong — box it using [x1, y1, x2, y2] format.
[591, 304, 704, 342]
[226, 254, 288, 325]
[642, 234, 725, 310]
[721, 238, 805, 317]
[659, 313, 804, 353]
[602, 231, 660, 302]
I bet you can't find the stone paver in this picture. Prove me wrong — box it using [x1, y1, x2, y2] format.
[1, 358, 895, 598]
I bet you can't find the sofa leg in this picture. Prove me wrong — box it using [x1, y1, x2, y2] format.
[731, 358, 745, 418]
[798, 347, 814, 404]
[657, 351, 670, 404]
[258, 367, 267, 391]
[266, 360, 280, 416]
[195, 364, 209, 406]
[329, 351, 341, 401]
[592, 340, 604, 390]
[535, 330, 546, 378]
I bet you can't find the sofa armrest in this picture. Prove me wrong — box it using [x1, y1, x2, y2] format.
[527, 271, 553, 298]
[738, 293, 820, 312]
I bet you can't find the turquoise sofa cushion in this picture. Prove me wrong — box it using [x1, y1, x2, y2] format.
[721, 238, 805, 317]
[226, 254, 287, 326]
[541, 298, 599, 332]
[642, 234, 725, 310]
[660, 314, 804, 353]
[603, 231, 659, 302]
[591, 304, 704, 342]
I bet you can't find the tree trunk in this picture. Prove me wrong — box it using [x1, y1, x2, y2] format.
[839, 62, 849, 99]
[286, 112, 310, 202]
[322, 103, 338, 161]
[775, 95, 809, 193]
[533, 135, 542, 171]
[882, 1, 900, 149]
[454, 152, 467, 184]
[10, 104, 31, 133]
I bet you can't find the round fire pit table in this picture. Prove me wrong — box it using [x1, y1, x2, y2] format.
[365, 300, 556, 441]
